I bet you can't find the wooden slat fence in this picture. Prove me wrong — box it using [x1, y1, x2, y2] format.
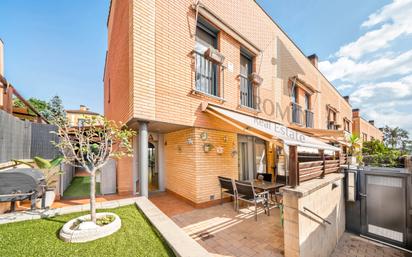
[289, 146, 348, 187]
[0, 110, 59, 163]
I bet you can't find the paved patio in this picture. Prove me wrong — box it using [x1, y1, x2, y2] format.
[151, 192, 412, 257]
[331, 232, 412, 257]
[172, 202, 284, 257]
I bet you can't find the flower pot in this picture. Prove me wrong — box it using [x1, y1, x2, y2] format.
[248, 72, 263, 86]
[36, 189, 56, 209]
[204, 47, 225, 65]
[348, 156, 357, 165]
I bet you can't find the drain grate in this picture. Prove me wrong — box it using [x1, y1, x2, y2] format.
[198, 231, 214, 241]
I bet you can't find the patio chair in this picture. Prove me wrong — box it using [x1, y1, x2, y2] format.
[234, 180, 270, 221]
[256, 173, 272, 182]
[217, 176, 237, 210]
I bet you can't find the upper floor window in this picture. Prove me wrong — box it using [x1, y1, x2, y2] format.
[343, 118, 351, 132]
[290, 81, 302, 124]
[362, 133, 368, 142]
[327, 107, 338, 130]
[195, 22, 218, 96]
[304, 93, 314, 128]
[291, 82, 298, 104]
[239, 50, 256, 109]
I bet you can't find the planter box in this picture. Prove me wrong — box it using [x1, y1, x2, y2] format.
[248, 72, 263, 86]
[204, 47, 225, 65]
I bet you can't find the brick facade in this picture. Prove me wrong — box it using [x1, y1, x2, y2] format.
[105, 0, 356, 203]
[352, 109, 383, 143]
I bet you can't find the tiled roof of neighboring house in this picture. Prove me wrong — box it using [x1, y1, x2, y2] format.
[66, 109, 100, 116]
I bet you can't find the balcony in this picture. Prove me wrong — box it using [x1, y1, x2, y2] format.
[194, 52, 218, 97]
[291, 102, 302, 124]
[305, 110, 314, 128]
[240, 74, 257, 109]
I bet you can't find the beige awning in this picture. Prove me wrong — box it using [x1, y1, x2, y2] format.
[203, 104, 340, 151]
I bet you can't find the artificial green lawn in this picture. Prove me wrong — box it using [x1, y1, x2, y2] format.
[63, 176, 101, 198]
[0, 205, 175, 257]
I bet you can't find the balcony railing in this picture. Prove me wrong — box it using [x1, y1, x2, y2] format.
[240, 74, 256, 109]
[291, 103, 302, 124]
[194, 52, 218, 97]
[305, 110, 314, 128]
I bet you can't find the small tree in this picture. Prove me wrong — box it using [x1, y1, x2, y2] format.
[43, 95, 67, 123]
[53, 117, 135, 223]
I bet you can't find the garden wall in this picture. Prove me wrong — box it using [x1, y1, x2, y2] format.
[282, 173, 345, 257]
[0, 109, 58, 163]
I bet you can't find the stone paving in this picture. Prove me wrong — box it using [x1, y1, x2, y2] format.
[172, 203, 284, 257]
[331, 232, 412, 257]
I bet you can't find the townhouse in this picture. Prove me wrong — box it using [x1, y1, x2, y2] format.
[352, 108, 383, 142]
[104, 0, 355, 204]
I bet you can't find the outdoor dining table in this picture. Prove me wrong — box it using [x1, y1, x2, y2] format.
[246, 179, 285, 191]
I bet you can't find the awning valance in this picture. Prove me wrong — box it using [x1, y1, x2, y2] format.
[203, 104, 340, 151]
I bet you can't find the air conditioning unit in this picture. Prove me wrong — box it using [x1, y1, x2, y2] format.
[204, 47, 225, 65]
[248, 72, 263, 86]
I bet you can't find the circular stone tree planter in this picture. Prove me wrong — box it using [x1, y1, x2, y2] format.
[59, 212, 121, 243]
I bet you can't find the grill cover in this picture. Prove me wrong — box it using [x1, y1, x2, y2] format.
[0, 168, 46, 202]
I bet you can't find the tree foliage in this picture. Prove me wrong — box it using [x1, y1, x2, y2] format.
[13, 97, 48, 115]
[362, 139, 404, 167]
[382, 126, 410, 150]
[53, 117, 135, 223]
[42, 95, 67, 124]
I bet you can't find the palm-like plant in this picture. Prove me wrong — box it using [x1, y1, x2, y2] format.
[33, 156, 64, 189]
[347, 134, 360, 156]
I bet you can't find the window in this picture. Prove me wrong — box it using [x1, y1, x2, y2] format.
[290, 81, 302, 124]
[291, 82, 298, 104]
[370, 136, 375, 141]
[195, 22, 218, 96]
[78, 118, 85, 127]
[343, 118, 351, 132]
[239, 51, 255, 108]
[108, 79, 111, 103]
[304, 93, 313, 128]
[304, 93, 310, 110]
[327, 108, 338, 130]
[362, 133, 368, 142]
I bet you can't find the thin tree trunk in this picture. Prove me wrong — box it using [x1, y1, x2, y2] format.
[90, 169, 97, 223]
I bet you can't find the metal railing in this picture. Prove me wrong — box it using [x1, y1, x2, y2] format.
[305, 110, 314, 128]
[194, 52, 218, 97]
[303, 207, 332, 225]
[291, 103, 302, 124]
[240, 74, 255, 109]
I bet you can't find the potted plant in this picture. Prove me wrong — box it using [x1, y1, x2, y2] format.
[347, 134, 361, 165]
[204, 47, 225, 65]
[248, 72, 263, 86]
[33, 156, 64, 208]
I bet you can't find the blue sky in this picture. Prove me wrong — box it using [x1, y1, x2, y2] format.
[0, 0, 109, 112]
[1, 0, 411, 134]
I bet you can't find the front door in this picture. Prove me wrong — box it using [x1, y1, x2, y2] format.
[238, 135, 267, 180]
[148, 142, 159, 192]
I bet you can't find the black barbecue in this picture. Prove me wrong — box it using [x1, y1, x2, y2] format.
[0, 168, 46, 212]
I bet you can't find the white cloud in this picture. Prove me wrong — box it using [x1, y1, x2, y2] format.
[318, 0, 412, 135]
[336, 84, 353, 91]
[350, 74, 412, 104]
[319, 49, 412, 82]
[337, 0, 412, 60]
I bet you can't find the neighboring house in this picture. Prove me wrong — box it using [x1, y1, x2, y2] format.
[0, 39, 48, 124]
[66, 105, 100, 127]
[352, 108, 383, 143]
[104, 0, 356, 202]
